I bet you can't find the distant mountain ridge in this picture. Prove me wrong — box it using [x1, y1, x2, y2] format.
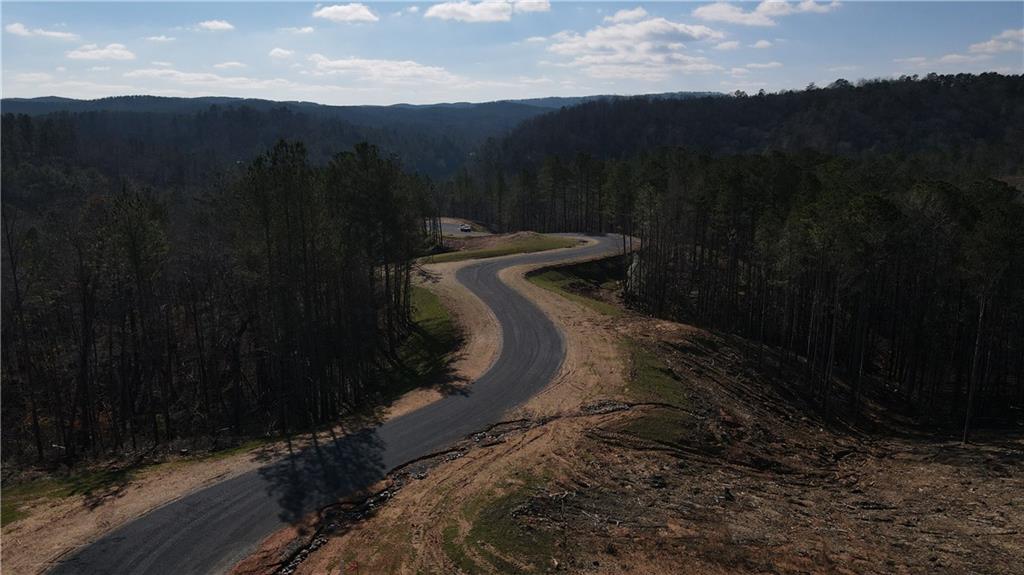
[1, 91, 718, 117]
[491, 73, 1024, 173]
[0, 91, 718, 179]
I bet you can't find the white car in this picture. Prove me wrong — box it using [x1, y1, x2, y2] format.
[459, 223, 473, 232]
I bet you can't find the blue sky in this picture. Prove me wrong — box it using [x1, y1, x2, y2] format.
[2, 1, 1022, 105]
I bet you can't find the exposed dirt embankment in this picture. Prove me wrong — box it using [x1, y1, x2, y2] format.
[279, 255, 1024, 575]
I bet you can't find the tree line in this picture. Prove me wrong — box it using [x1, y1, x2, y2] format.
[2, 138, 440, 464]
[0, 104, 471, 186]
[496, 73, 1024, 177]
[454, 148, 1023, 434]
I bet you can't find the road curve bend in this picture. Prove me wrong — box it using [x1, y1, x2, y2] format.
[50, 234, 623, 575]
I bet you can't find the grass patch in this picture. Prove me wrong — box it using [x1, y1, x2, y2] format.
[526, 256, 625, 317]
[382, 286, 461, 398]
[442, 521, 480, 574]
[422, 235, 578, 264]
[441, 477, 556, 573]
[623, 408, 690, 448]
[623, 339, 688, 407]
[446, 474, 552, 572]
[618, 339, 707, 448]
[463, 478, 555, 573]
[2, 465, 142, 527]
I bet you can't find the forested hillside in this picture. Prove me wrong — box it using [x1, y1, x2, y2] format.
[1, 106, 470, 182]
[2, 96, 549, 166]
[1, 138, 441, 463]
[495, 73, 1024, 175]
[449, 73, 1024, 435]
[0, 91, 717, 181]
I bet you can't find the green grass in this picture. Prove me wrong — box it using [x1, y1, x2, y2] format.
[442, 522, 480, 574]
[1, 435, 284, 527]
[382, 286, 461, 398]
[619, 339, 700, 448]
[422, 235, 578, 264]
[441, 476, 557, 573]
[466, 482, 554, 573]
[2, 465, 142, 526]
[623, 339, 688, 406]
[623, 408, 690, 448]
[526, 256, 625, 317]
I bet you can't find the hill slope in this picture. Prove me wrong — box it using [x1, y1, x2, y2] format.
[0, 91, 714, 179]
[495, 73, 1024, 173]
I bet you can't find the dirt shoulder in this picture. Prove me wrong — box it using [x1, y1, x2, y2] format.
[383, 259, 501, 421]
[2, 445, 278, 575]
[278, 255, 1024, 575]
[0, 232, 591, 575]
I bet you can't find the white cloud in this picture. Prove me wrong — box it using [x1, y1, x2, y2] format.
[280, 26, 315, 34]
[525, 36, 547, 43]
[694, 1, 840, 27]
[393, 5, 423, 16]
[729, 67, 749, 76]
[751, 39, 773, 48]
[969, 28, 1024, 54]
[604, 7, 648, 23]
[693, 3, 775, 26]
[936, 53, 989, 64]
[196, 20, 235, 31]
[313, 4, 380, 23]
[124, 67, 301, 93]
[714, 40, 740, 50]
[513, 0, 550, 13]
[269, 47, 295, 59]
[213, 61, 247, 69]
[892, 28, 1019, 72]
[151, 61, 173, 67]
[721, 79, 767, 90]
[548, 17, 724, 80]
[5, 23, 32, 36]
[424, 0, 550, 23]
[145, 35, 175, 42]
[895, 53, 990, 67]
[746, 61, 783, 68]
[5, 22, 79, 40]
[89, 66, 111, 71]
[5, 77, 139, 98]
[425, 1, 513, 22]
[66, 43, 136, 61]
[14, 72, 55, 83]
[307, 53, 460, 84]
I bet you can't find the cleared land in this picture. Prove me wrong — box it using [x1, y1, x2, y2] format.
[281, 255, 1024, 575]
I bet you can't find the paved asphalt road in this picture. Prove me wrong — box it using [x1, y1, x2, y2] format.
[51, 234, 622, 575]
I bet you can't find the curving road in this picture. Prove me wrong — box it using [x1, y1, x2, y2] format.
[51, 234, 622, 575]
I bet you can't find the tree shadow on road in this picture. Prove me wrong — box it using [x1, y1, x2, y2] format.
[257, 428, 387, 526]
